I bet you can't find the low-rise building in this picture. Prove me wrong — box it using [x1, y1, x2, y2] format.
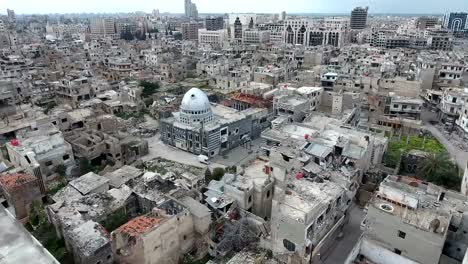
[204, 159, 274, 220]
[66, 129, 148, 167]
[385, 96, 423, 120]
[111, 199, 211, 264]
[354, 175, 468, 264]
[6, 124, 75, 193]
[0, 173, 42, 221]
[273, 93, 309, 123]
[439, 87, 468, 127]
[456, 101, 468, 140]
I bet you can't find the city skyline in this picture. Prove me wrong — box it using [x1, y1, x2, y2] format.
[1, 0, 468, 15]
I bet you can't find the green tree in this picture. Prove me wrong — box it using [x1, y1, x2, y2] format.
[212, 167, 225, 181]
[417, 152, 461, 190]
[139, 81, 160, 98]
[43, 101, 57, 114]
[79, 157, 93, 175]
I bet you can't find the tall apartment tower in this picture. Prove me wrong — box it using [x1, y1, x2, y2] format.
[184, 0, 191, 17]
[280, 11, 287, 21]
[7, 9, 15, 24]
[233, 17, 243, 39]
[181, 22, 199, 40]
[350, 6, 368, 30]
[184, 0, 198, 19]
[205, 17, 224, 31]
[90, 18, 117, 37]
[443, 12, 468, 31]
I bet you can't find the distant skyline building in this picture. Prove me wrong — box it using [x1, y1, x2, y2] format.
[7, 9, 15, 24]
[205, 16, 224, 31]
[280, 11, 287, 21]
[443, 12, 468, 31]
[416, 16, 439, 29]
[152, 9, 160, 18]
[350, 6, 368, 30]
[184, 0, 198, 19]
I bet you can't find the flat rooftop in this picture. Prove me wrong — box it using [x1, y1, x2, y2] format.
[0, 205, 59, 264]
[280, 179, 343, 224]
[69, 172, 109, 195]
[212, 104, 247, 123]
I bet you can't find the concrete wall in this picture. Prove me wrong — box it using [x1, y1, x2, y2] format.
[378, 78, 422, 98]
[420, 66, 436, 91]
[252, 180, 274, 220]
[461, 163, 468, 196]
[224, 184, 254, 210]
[270, 199, 309, 256]
[444, 212, 468, 261]
[345, 237, 420, 264]
[332, 93, 343, 115]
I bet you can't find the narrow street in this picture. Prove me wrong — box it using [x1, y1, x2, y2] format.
[321, 204, 366, 264]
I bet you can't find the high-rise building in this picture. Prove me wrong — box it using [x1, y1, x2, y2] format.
[280, 11, 287, 21]
[443, 12, 468, 31]
[350, 6, 368, 30]
[90, 18, 117, 38]
[233, 17, 243, 39]
[416, 17, 439, 29]
[184, 0, 198, 19]
[184, 0, 191, 17]
[181, 22, 199, 40]
[152, 9, 160, 18]
[205, 17, 224, 31]
[190, 3, 198, 19]
[7, 9, 15, 24]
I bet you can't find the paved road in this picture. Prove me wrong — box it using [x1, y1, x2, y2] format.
[212, 138, 262, 167]
[143, 134, 213, 168]
[143, 134, 260, 170]
[321, 204, 366, 264]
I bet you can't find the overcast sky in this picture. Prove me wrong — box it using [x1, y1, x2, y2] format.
[1, 0, 467, 15]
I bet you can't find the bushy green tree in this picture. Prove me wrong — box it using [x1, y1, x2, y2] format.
[139, 81, 160, 98]
[212, 167, 225, 181]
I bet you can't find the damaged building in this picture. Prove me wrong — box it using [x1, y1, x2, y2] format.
[5, 124, 75, 193]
